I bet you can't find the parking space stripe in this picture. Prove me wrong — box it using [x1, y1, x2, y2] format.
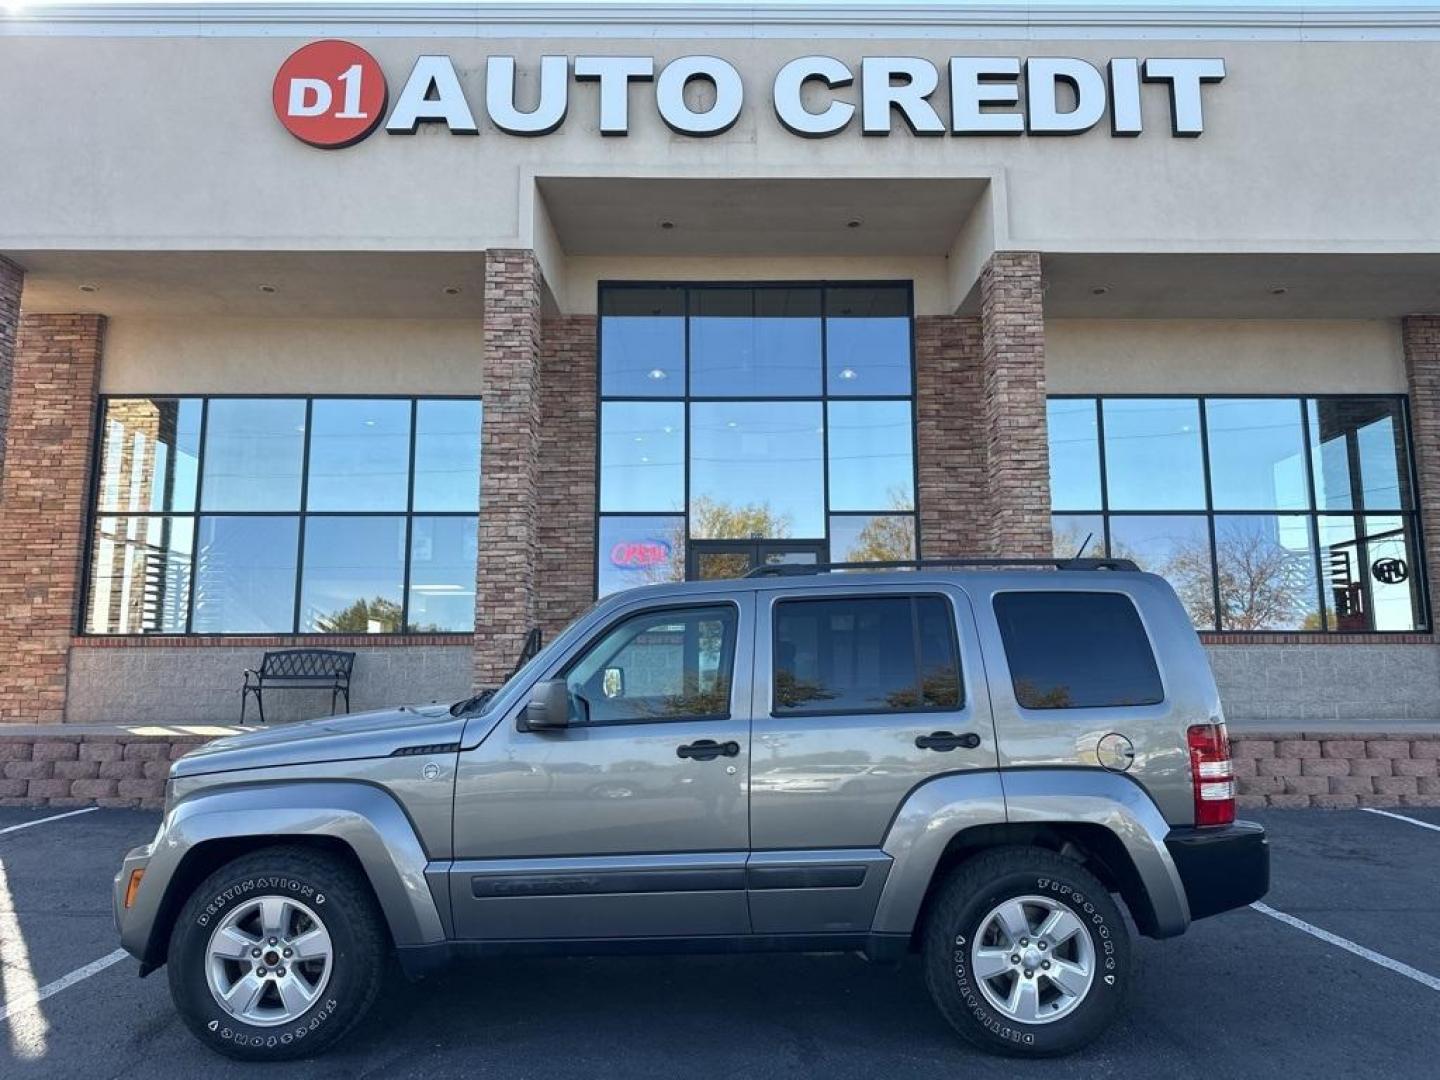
[1251, 903, 1440, 992]
[0, 807, 97, 836]
[0, 949, 130, 1024]
[1362, 807, 1440, 834]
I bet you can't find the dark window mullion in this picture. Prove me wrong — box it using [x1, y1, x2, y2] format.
[292, 398, 313, 635]
[1197, 397, 1221, 631]
[401, 398, 418, 633]
[186, 398, 210, 635]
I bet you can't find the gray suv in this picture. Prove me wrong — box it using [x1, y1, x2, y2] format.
[113, 558, 1269, 1060]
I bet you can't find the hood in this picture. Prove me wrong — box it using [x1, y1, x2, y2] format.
[171, 703, 468, 778]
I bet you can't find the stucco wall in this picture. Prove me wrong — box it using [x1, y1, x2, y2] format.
[1045, 318, 1405, 395]
[2, 33, 1439, 258]
[101, 316, 484, 395]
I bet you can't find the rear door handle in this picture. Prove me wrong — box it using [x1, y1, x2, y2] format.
[915, 730, 981, 752]
[677, 739, 741, 761]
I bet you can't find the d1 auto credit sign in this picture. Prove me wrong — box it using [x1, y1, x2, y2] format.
[273, 40, 387, 148]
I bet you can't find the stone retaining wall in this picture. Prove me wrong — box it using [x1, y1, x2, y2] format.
[1234, 734, 1440, 808]
[4, 728, 1438, 811]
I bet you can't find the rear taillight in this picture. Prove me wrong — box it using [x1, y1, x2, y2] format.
[1187, 723, 1235, 827]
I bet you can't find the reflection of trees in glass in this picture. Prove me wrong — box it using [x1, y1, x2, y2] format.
[1014, 678, 1074, 709]
[884, 668, 961, 710]
[1052, 519, 1102, 560]
[315, 596, 402, 633]
[774, 670, 837, 710]
[841, 489, 916, 563]
[689, 496, 793, 541]
[1169, 529, 1318, 631]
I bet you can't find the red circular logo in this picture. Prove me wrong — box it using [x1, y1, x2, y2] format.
[273, 40, 387, 149]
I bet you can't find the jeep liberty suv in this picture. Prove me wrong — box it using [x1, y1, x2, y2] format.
[114, 558, 1269, 1060]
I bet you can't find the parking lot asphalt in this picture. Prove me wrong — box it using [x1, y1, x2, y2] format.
[2, 805, 1439, 1080]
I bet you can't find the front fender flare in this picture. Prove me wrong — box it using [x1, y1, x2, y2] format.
[121, 782, 446, 966]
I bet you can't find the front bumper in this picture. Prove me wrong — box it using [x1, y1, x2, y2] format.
[1164, 820, 1270, 921]
[113, 842, 158, 967]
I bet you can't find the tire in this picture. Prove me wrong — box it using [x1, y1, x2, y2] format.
[166, 846, 389, 1061]
[921, 847, 1131, 1058]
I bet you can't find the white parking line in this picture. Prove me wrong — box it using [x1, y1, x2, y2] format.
[0, 807, 97, 836]
[1251, 902, 1440, 992]
[0, 949, 130, 1024]
[1362, 807, 1440, 834]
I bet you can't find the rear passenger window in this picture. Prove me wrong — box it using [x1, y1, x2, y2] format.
[773, 596, 962, 714]
[992, 591, 1163, 709]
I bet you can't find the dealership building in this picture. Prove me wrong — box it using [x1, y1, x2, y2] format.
[3, 1, 1440, 729]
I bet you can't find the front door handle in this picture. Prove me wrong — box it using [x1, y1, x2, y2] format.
[915, 730, 982, 752]
[677, 739, 741, 761]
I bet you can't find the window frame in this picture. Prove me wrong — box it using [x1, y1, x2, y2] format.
[556, 601, 742, 727]
[595, 280, 922, 599]
[1049, 393, 1429, 635]
[768, 592, 964, 718]
[81, 392, 483, 637]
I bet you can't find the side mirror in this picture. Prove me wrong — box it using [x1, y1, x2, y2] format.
[522, 678, 571, 731]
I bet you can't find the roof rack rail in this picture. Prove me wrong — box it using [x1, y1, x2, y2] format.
[743, 557, 1140, 578]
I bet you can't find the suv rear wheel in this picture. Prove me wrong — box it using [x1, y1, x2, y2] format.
[922, 847, 1131, 1057]
[167, 846, 388, 1061]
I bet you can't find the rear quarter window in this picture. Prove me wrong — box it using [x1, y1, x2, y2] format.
[992, 591, 1163, 709]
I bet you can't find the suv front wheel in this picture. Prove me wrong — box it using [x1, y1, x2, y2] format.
[922, 847, 1131, 1057]
[167, 846, 388, 1061]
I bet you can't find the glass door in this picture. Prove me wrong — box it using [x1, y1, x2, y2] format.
[688, 540, 825, 581]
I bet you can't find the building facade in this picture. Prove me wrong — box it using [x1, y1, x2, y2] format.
[3, 2, 1440, 726]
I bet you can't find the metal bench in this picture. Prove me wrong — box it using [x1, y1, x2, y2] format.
[241, 649, 355, 724]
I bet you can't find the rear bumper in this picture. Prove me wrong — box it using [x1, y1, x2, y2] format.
[1164, 820, 1270, 921]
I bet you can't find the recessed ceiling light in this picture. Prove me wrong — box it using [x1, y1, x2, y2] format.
[78, 283, 99, 293]
[1090, 286, 1109, 296]
[443, 285, 462, 296]
[839, 367, 859, 381]
[1269, 285, 1288, 296]
[647, 368, 668, 380]
[258, 284, 278, 294]
[846, 219, 863, 229]
[659, 220, 676, 230]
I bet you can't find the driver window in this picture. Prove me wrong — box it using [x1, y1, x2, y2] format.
[565, 605, 738, 725]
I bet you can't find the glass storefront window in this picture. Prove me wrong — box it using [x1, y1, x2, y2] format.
[1102, 398, 1206, 511]
[600, 287, 686, 396]
[690, 401, 824, 538]
[95, 397, 201, 514]
[306, 399, 411, 511]
[299, 516, 406, 633]
[1047, 399, 1102, 512]
[1206, 398, 1308, 510]
[689, 287, 822, 397]
[597, 515, 686, 596]
[407, 516, 479, 632]
[85, 396, 481, 635]
[86, 516, 193, 634]
[201, 398, 306, 511]
[413, 399, 482, 513]
[829, 514, 916, 563]
[599, 401, 685, 513]
[192, 516, 300, 634]
[598, 283, 919, 596]
[1049, 394, 1424, 633]
[827, 400, 914, 512]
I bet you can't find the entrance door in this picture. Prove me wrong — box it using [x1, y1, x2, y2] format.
[689, 539, 826, 581]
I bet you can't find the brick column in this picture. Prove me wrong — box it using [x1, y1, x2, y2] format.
[915, 315, 986, 558]
[535, 316, 597, 641]
[474, 251, 545, 687]
[1402, 316, 1440, 626]
[0, 256, 23, 482]
[0, 315, 105, 723]
[979, 251, 1052, 557]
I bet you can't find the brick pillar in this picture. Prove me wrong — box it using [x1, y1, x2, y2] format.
[979, 251, 1052, 557]
[1402, 316, 1440, 626]
[915, 315, 986, 558]
[474, 251, 544, 687]
[0, 315, 105, 723]
[536, 316, 597, 641]
[0, 256, 23, 482]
